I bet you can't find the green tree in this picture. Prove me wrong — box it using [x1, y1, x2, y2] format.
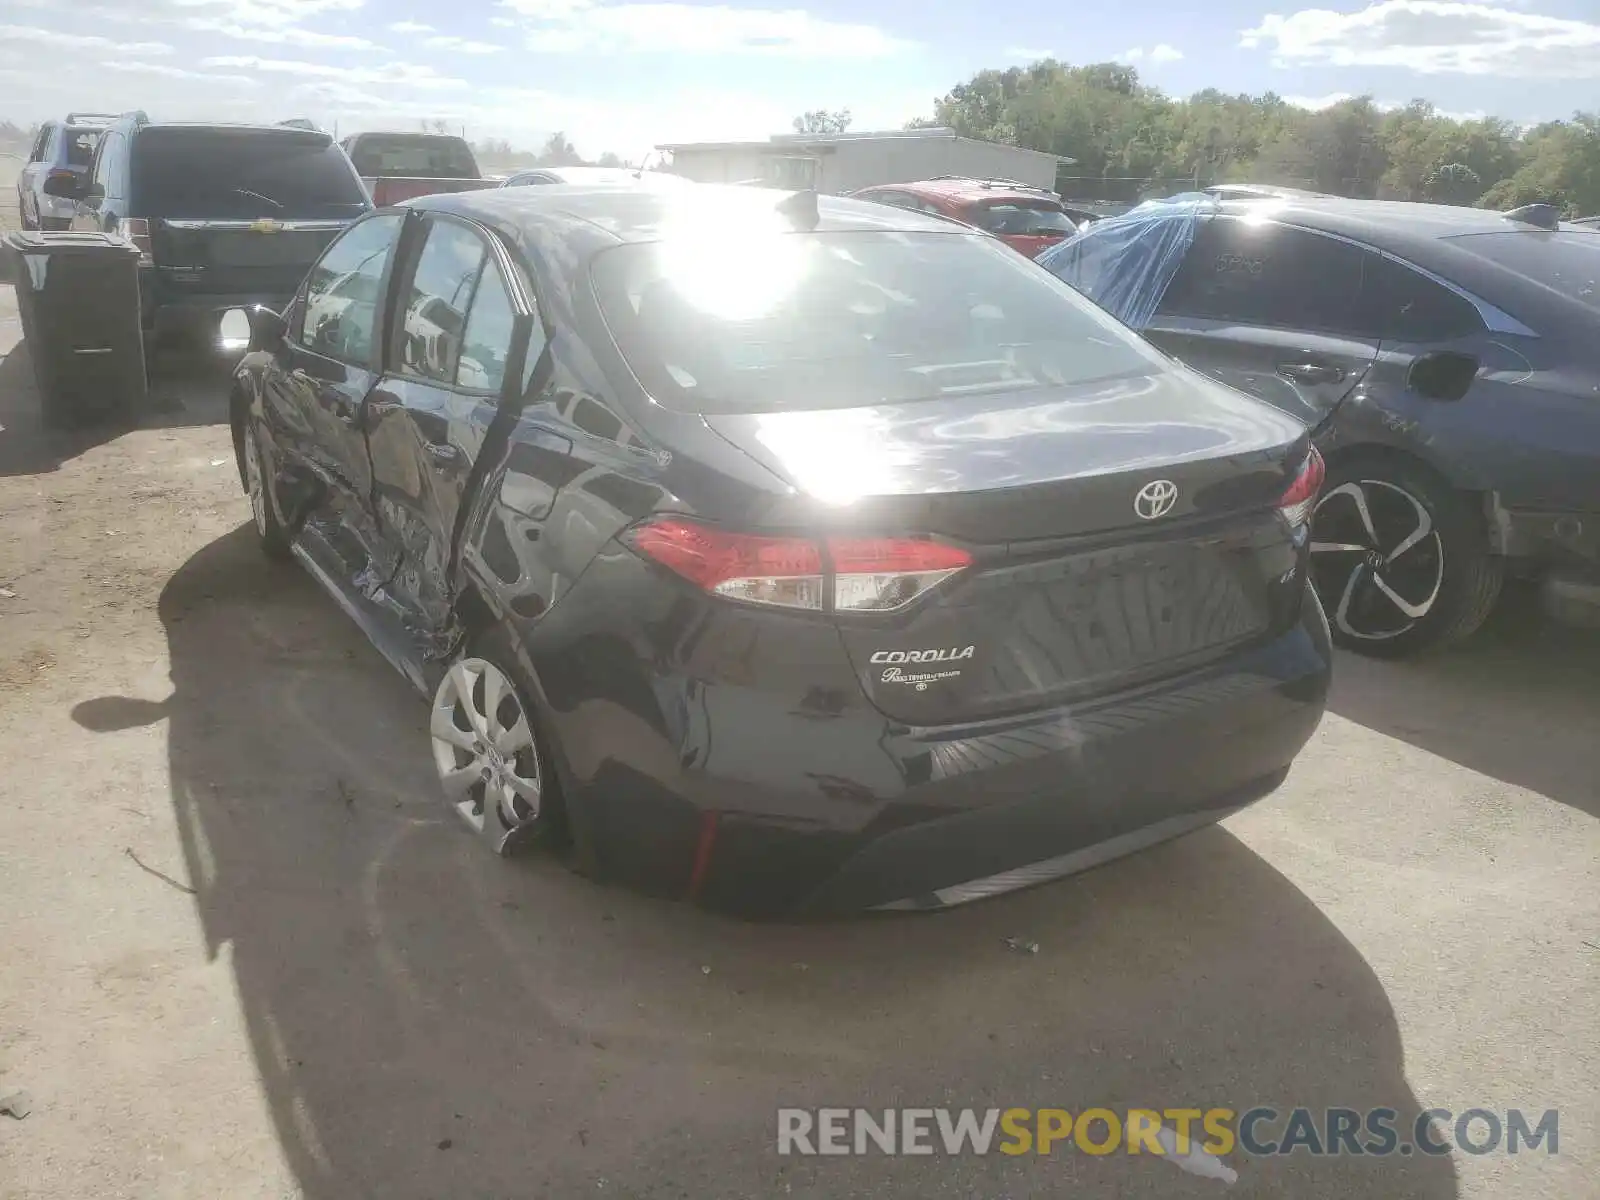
[793, 109, 852, 134]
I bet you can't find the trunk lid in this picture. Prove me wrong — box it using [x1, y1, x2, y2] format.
[705, 367, 1313, 723]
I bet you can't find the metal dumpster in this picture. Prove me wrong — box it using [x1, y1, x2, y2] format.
[4, 230, 147, 430]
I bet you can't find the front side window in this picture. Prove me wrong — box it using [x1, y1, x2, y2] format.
[592, 229, 1165, 415]
[397, 219, 487, 384]
[1158, 218, 1368, 336]
[298, 213, 404, 364]
[64, 128, 101, 170]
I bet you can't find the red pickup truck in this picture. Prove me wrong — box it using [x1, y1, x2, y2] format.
[340, 132, 501, 207]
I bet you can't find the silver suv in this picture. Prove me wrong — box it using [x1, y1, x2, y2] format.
[16, 114, 113, 230]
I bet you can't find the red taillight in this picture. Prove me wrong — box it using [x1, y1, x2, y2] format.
[1277, 445, 1326, 529]
[122, 218, 153, 265]
[623, 518, 972, 613]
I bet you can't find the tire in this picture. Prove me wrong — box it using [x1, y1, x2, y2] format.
[237, 415, 292, 561]
[428, 625, 597, 870]
[1309, 453, 1502, 658]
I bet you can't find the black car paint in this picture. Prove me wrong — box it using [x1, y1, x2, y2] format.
[1121, 203, 1600, 573]
[234, 187, 1332, 914]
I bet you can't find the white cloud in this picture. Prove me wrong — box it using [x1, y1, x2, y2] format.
[389, 20, 435, 33]
[500, 0, 909, 57]
[424, 35, 505, 53]
[203, 55, 469, 88]
[1242, 1, 1600, 77]
[0, 24, 172, 55]
[1283, 93, 1488, 121]
[1119, 43, 1184, 64]
[184, 18, 378, 48]
[100, 60, 261, 85]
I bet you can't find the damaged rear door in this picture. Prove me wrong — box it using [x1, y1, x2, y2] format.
[1142, 216, 1380, 428]
[363, 211, 540, 651]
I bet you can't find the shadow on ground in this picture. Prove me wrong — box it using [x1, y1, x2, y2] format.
[0, 311, 233, 477]
[1330, 584, 1600, 818]
[72, 525, 1459, 1199]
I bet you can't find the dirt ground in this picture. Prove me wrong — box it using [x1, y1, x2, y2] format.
[0, 279, 1596, 1200]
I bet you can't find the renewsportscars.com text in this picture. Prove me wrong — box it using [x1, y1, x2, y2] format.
[777, 1107, 1560, 1158]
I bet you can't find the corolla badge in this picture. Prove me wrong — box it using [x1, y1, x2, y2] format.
[1134, 479, 1179, 520]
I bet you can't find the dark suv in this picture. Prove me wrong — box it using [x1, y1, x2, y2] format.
[54, 114, 372, 347]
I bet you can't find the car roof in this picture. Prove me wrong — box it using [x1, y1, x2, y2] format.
[867, 178, 1060, 206]
[415, 183, 965, 245]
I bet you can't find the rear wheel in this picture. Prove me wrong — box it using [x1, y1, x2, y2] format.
[429, 632, 563, 859]
[1309, 455, 1501, 657]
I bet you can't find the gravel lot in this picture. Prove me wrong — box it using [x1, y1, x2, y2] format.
[0, 279, 1595, 1199]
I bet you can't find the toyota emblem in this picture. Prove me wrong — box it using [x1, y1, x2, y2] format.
[1134, 479, 1179, 520]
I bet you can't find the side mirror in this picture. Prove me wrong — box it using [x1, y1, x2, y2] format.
[1408, 351, 1479, 402]
[241, 306, 288, 353]
[42, 171, 86, 200]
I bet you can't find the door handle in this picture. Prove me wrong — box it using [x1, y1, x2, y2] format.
[1278, 362, 1345, 386]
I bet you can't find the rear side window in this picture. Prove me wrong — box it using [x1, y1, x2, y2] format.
[455, 265, 517, 392]
[1158, 219, 1368, 337]
[347, 135, 476, 179]
[29, 124, 54, 162]
[298, 214, 404, 364]
[396, 219, 487, 384]
[1361, 254, 1482, 342]
[130, 131, 370, 219]
[971, 202, 1077, 236]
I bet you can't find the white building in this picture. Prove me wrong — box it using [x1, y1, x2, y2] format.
[656, 128, 1069, 195]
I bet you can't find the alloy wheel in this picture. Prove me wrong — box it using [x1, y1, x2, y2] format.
[1310, 479, 1445, 642]
[429, 658, 541, 852]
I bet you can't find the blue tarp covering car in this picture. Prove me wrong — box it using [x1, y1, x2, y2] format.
[1035, 194, 1214, 330]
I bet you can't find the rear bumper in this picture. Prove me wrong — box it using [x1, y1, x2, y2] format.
[141, 275, 295, 336]
[529, 571, 1333, 916]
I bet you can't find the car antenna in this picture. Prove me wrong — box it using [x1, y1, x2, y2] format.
[776, 188, 820, 230]
[1503, 203, 1562, 231]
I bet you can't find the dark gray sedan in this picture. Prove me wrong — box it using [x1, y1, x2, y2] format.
[1044, 198, 1600, 656]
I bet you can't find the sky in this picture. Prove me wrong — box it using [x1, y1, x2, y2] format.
[1, 0, 1598, 161]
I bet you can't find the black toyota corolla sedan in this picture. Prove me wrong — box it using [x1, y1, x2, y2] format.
[228, 184, 1331, 915]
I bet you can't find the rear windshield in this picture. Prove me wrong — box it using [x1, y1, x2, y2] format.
[1449, 231, 1600, 311]
[64, 128, 101, 169]
[592, 229, 1161, 414]
[347, 134, 477, 179]
[130, 130, 370, 219]
[971, 202, 1078, 237]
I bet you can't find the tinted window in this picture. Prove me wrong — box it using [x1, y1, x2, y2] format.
[92, 133, 122, 193]
[1361, 254, 1482, 341]
[507, 173, 557, 187]
[1158, 219, 1367, 335]
[972, 202, 1077, 236]
[347, 134, 476, 179]
[64, 128, 101, 169]
[592, 230, 1163, 415]
[1449, 232, 1600, 313]
[456, 266, 517, 391]
[398, 220, 486, 384]
[299, 214, 403, 364]
[30, 124, 54, 162]
[130, 130, 369, 218]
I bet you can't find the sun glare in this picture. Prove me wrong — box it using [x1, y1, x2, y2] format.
[655, 208, 813, 322]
